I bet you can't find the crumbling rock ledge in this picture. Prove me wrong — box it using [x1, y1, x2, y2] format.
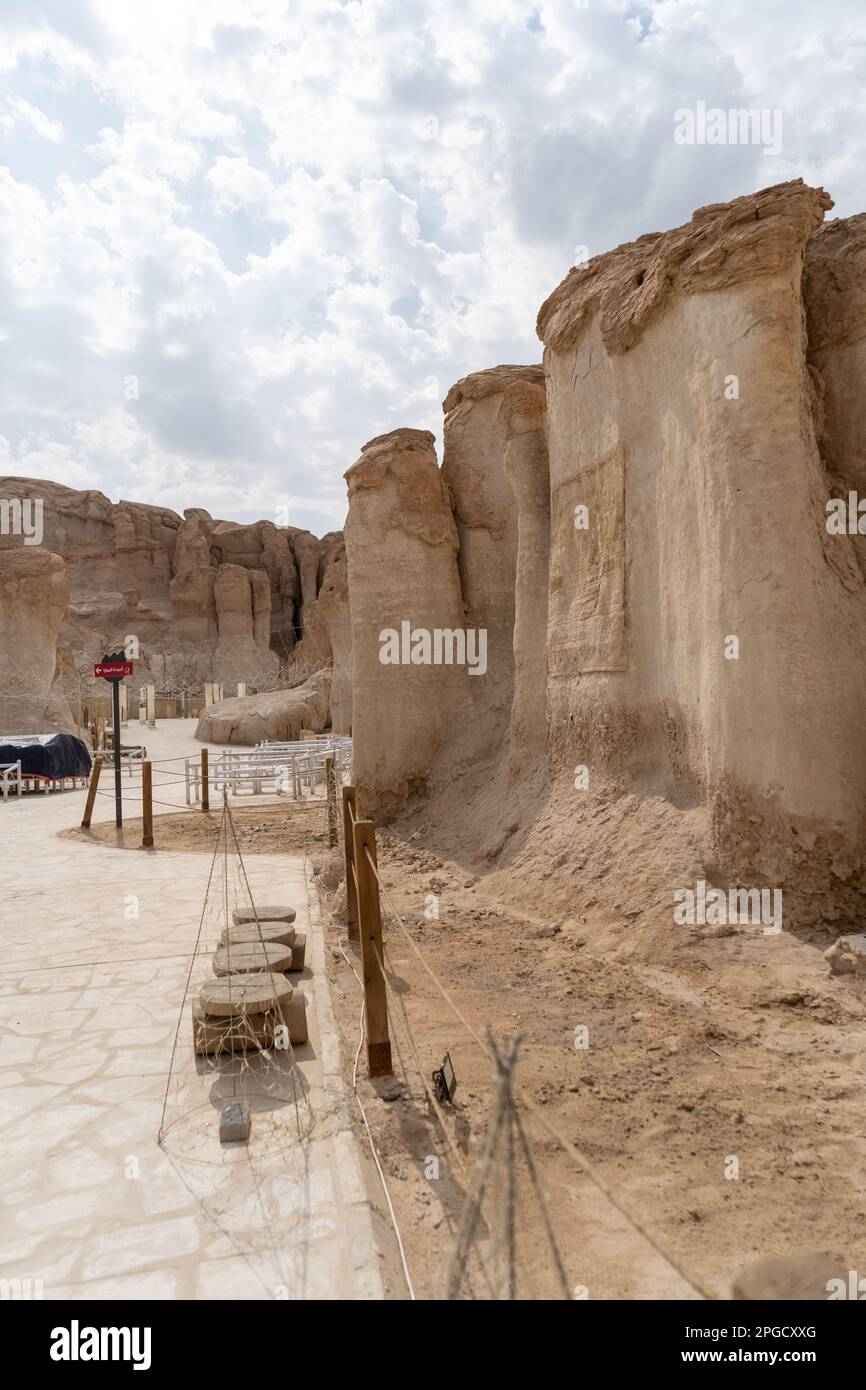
[537, 179, 833, 355]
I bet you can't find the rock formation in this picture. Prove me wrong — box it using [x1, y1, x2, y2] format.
[499, 375, 550, 779]
[442, 365, 546, 760]
[303, 541, 353, 735]
[343, 375, 548, 816]
[283, 536, 348, 680]
[804, 212, 866, 496]
[343, 178, 866, 929]
[344, 429, 467, 816]
[536, 178, 866, 923]
[0, 549, 75, 732]
[6, 175, 866, 933]
[0, 478, 349, 735]
[194, 669, 331, 744]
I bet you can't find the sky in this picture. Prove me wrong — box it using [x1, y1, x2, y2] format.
[0, 0, 864, 536]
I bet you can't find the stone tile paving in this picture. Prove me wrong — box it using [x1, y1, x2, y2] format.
[0, 720, 383, 1300]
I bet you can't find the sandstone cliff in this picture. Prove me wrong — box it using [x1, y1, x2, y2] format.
[343, 179, 866, 931]
[0, 478, 349, 734]
[344, 428, 467, 817]
[535, 179, 866, 924]
[442, 365, 547, 762]
[0, 549, 75, 733]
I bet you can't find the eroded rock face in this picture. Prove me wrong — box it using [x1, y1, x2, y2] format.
[283, 533, 346, 685]
[442, 365, 546, 756]
[340, 179, 866, 932]
[500, 378, 549, 779]
[208, 518, 298, 653]
[344, 428, 466, 816]
[302, 541, 352, 735]
[0, 549, 75, 732]
[212, 563, 279, 682]
[0, 477, 348, 723]
[194, 669, 331, 744]
[342, 376, 550, 807]
[537, 179, 833, 355]
[805, 212, 866, 495]
[537, 177, 866, 922]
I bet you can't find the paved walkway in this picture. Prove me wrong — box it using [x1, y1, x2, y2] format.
[0, 721, 383, 1300]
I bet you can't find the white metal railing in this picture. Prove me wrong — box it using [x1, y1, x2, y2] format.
[254, 736, 352, 751]
[184, 739, 351, 804]
[0, 761, 21, 802]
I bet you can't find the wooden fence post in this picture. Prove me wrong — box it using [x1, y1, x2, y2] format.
[201, 748, 209, 812]
[352, 818, 392, 1077]
[81, 756, 103, 829]
[325, 756, 337, 847]
[342, 785, 358, 941]
[142, 761, 154, 848]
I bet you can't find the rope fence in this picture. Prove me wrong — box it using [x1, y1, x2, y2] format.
[336, 781, 715, 1302]
[75, 741, 713, 1298]
[80, 738, 348, 847]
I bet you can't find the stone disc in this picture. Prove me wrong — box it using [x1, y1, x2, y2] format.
[192, 998, 290, 1055]
[233, 904, 296, 925]
[213, 941, 294, 976]
[220, 921, 296, 947]
[199, 971, 293, 1017]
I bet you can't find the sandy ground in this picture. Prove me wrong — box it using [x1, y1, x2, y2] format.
[63, 802, 329, 857]
[316, 822, 866, 1301]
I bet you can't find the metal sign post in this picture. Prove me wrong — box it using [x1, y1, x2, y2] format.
[94, 652, 134, 829]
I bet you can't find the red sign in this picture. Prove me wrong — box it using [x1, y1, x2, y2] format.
[94, 661, 134, 679]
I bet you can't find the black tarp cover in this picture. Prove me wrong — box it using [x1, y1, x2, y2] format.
[0, 733, 92, 780]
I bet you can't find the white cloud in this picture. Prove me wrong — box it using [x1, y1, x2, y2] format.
[1, 95, 64, 143]
[0, 0, 864, 533]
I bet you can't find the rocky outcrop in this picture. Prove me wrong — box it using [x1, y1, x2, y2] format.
[207, 518, 298, 653]
[303, 541, 352, 735]
[212, 563, 278, 682]
[194, 669, 331, 744]
[537, 179, 832, 356]
[0, 477, 348, 724]
[804, 212, 866, 493]
[0, 549, 75, 732]
[283, 533, 346, 683]
[442, 365, 545, 757]
[343, 376, 549, 808]
[500, 377, 549, 779]
[341, 179, 866, 931]
[536, 178, 866, 923]
[344, 429, 466, 817]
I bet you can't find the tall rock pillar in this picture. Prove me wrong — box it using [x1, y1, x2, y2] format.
[344, 428, 466, 817]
